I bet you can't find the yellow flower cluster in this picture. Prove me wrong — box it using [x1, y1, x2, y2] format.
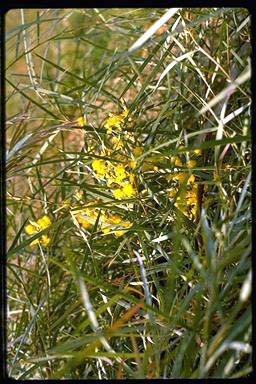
[112, 136, 124, 150]
[91, 110, 169, 202]
[25, 215, 51, 247]
[178, 145, 202, 157]
[72, 197, 132, 237]
[74, 107, 205, 233]
[112, 183, 136, 200]
[168, 149, 201, 220]
[91, 159, 107, 178]
[104, 108, 130, 134]
[168, 172, 195, 184]
[173, 185, 198, 219]
[91, 155, 136, 200]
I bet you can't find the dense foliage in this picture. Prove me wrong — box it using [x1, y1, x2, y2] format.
[6, 8, 251, 379]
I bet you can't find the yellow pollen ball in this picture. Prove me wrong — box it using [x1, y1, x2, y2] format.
[193, 149, 202, 156]
[129, 173, 135, 184]
[41, 235, 50, 246]
[76, 116, 86, 127]
[77, 216, 92, 229]
[188, 174, 195, 184]
[122, 184, 135, 197]
[129, 160, 137, 169]
[37, 215, 51, 230]
[112, 189, 124, 200]
[175, 158, 182, 167]
[114, 231, 124, 237]
[31, 238, 40, 246]
[25, 224, 37, 235]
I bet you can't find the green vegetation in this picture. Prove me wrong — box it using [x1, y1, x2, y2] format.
[6, 8, 251, 379]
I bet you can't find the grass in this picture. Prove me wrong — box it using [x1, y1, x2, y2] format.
[6, 8, 251, 379]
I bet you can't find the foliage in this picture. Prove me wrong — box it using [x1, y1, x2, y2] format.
[6, 8, 251, 379]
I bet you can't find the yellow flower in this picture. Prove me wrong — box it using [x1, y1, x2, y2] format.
[77, 216, 92, 229]
[129, 160, 137, 169]
[92, 159, 106, 177]
[187, 160, 197, 169]
[112, 136, 124, 150]
[114, 175, 126, 184]
[100, 148, 112, 157]
[112, 188, 125, 200]
[102, 226, 111, 234]
[186, 190, 197, 206]
[107, 214, 122, 224]
[41, 235, 50, 246]
[104, 109, 130, 134]
[25, 223, 37, 235]
[187, 174, 195, 184]
[129, 173, 135, 184]
[193, 149, 202, 156]
[172, 185, 199, 220]
[25, 215, 51, 247]
[175, 157, 182, 167]
[173, 172, 188, 182]
[31, 238, 40, 246]
[92, 159, 104, 171]
[169, 190, 176, 198]
[76, 116, 86, 127]
[114, 230, 125, 237]
[122, 222, 132, 229]
[37, 215, 51, 230]
[122, 183, 136, 198]
[114, 164, 127, 182]
[88, 209, 97, 218]
[104, 113, 123, 134]
[121, 109, 129, 118]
